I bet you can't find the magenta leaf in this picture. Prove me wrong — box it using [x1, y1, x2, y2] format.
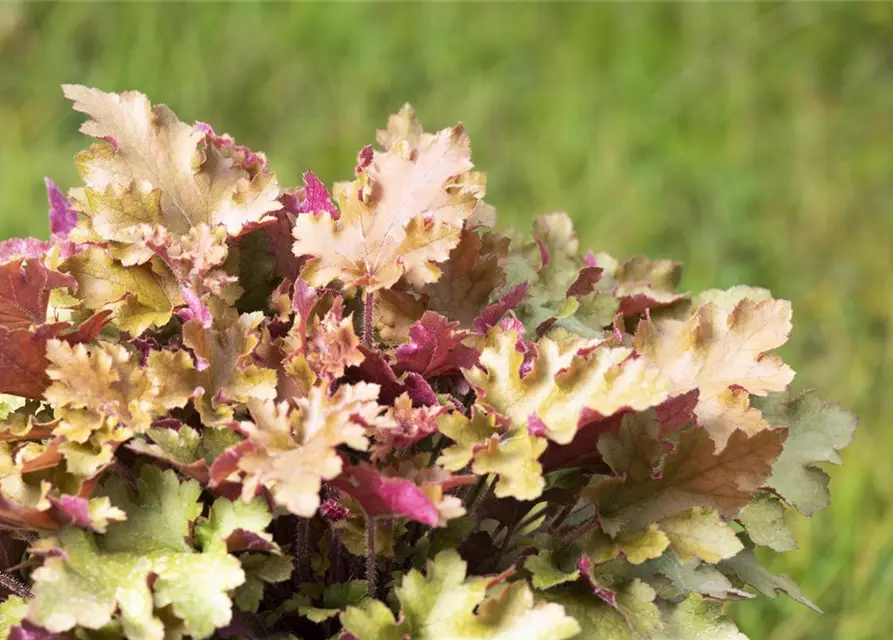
[473, 282, 529, 334]
[330, 463, 439, 527]
[395, 311, 479, 378]
[45, 178, 78, 238]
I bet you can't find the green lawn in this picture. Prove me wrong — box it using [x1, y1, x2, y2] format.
[2, 3, 891, 638]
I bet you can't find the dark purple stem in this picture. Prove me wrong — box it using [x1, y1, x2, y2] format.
[363, 291, 375, 346]
[366, 516, 377, 598]
[0, 571, 31, 599]
[294, 518, 310, 585]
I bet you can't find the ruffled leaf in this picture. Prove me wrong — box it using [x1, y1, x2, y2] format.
[236, 384, 392, 517]
[28, 468, 245, 640]
[754, 389, 857, 516]
[341, 550, 579, 639]
[466, 326, 668, 444]
[438, 407, 547, 501]
[63, 85, 281, 237]
[589, 427, 786, 537]
[634, 298, 795, 450]
[293, 107, 486, 291]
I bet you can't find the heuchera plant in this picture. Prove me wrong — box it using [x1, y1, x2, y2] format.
[0, 86, 856, 640]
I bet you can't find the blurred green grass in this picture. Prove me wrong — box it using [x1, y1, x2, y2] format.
[1, 3, 891, 638]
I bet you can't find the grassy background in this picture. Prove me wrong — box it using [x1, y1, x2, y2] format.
[1, 3, 891, 638]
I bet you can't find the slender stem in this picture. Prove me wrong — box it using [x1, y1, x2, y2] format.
[549, 505, 574, 532]
[366, 517, 378, 598]
[363, 291, 375, 346]
[294, 517, 311, 585]
[0, 571, 31, 599]
[328, 527, 344, 585]
[559, 516, 600, 547]
[468, 477, 493, 522]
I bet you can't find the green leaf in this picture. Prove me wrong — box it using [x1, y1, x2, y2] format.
[551, 292, 619, 339]
[194, 496, 274, 551]
[234, 554, 293, 613]
[525, 550, 580, 590]
[0, 596, 28, 639]
[597, 410, 665, 481]
[719, 545, 820, 612]
[642, 552, 744, 600]
[737, 492, 797, 553]
[541, 580, 660, 640]
[340, 600, 405, 640]
[29, 469, 246, 640]
[101, 466, 202, 553]
[754, 390, 857, 516]
[289, 579, 370, 624]
[144, 425, 201, 463]
[342, 550, 580, 639]
[656, 593, 747, 639]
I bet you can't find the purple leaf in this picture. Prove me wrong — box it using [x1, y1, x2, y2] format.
[566, 266, 603, 298]
[331, 463, 439, 527]
[395, 311, 479, 378]
[0, 238, 50, 263]
[45, 178, 78, 238]
[402, 373, 438, 407]
[473, 282, 528, 334]
[9, 621, 71, 640]
[296, 171, 338, 218]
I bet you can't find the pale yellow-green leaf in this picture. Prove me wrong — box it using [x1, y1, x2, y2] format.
[62, 247, 180, 335]
[525, 550, 580, 590]
[584, 526, 670, 565]
[737, 492, 797, 553]
[656, 593, 747, 640]
[659, 508, 744, 564]
[438, 408, 547, 501]
[466, 326, 668, 444]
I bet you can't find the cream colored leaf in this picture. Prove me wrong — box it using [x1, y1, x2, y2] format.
[293, 108, 486, 291]
[634, 298, 795, 450]
[238, 383, 393, 517]
[64, 84, 280, 237]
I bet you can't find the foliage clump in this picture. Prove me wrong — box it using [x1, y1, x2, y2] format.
[0, 87, 856, 639]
